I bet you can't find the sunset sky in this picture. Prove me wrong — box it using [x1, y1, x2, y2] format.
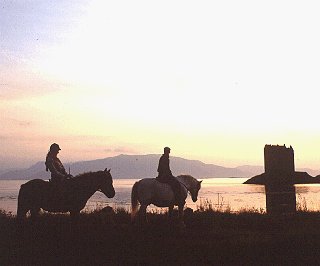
[1, 1, 320, 170]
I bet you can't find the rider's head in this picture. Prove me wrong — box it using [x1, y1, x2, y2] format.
[164, 147, 171, 154]
[50, 143, 61, 154]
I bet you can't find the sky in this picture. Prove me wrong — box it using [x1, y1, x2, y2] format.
[1, 0, 320, 171]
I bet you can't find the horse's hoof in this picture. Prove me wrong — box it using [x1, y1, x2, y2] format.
[101, 206, 114, 214]
[184, 207, 193, 216]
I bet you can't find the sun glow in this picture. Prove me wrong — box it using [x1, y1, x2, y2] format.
[2, 1, 320, 170]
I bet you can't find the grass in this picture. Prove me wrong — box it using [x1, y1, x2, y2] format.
[1, 206, 320, 265]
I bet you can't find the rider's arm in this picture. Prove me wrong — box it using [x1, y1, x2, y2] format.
[46, 157, 67, 178]
[168, 160, 172, 175]
[57, 158, 68, 175]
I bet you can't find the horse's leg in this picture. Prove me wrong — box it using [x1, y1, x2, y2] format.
[139, 204, 148, 225]
[178, 204, 186, 229]
[17, 205, 29, 221]
[70, 211, 80, 224]
[168, 205, 174, 219]
[30, 207, 40, 220]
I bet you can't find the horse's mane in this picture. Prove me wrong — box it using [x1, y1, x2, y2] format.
[75, 171, 96, 179]
[177, 174, 197, 185]
[72, 171, 103, 182]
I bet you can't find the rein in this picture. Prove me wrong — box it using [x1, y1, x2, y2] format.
[178, 180, 189, 190]
[177, 178, 191, 196]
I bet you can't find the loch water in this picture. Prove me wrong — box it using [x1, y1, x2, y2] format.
[1, 178, 320, 214]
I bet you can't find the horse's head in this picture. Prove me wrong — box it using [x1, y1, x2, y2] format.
[178, 175, 202, 202]
[98, 168, 115, 198]
[189, 179, 202, 202]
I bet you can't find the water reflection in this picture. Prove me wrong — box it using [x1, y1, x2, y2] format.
[3, 178, 320, 214]
[265, 184, 296, 214]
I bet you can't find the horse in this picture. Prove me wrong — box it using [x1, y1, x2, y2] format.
[17, 168, 115, 221]
[131, 175, 202, 226]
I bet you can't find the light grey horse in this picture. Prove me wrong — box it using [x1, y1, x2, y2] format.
[131, 175, 202, 226]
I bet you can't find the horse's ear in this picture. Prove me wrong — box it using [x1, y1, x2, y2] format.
[104, 168, 111, 173]
[199, 180, 202, 184]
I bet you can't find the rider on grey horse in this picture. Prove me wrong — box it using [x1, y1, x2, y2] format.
[156, 147, 184, 205]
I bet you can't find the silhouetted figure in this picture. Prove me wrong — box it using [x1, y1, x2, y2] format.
[45, 143, 72, 203]
[157, 147, 183, 204]
[45, 143, 72, 182]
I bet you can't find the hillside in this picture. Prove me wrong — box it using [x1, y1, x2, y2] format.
[0, 154, 251, 180]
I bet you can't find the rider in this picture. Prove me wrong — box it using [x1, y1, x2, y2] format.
[156, 147, 183, 205]
[45, 143, 72, 182]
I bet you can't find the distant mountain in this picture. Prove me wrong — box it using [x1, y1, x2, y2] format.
[0, 154, 253, 180]
[235, 165, 264, 177]
[297, 168, 320, 177]
[0, 169, 6, 176]
[0, 161, 51, 180]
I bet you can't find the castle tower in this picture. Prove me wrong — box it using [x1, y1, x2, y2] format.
[264, 144, 296, 214]
[264, 144, 295, 184]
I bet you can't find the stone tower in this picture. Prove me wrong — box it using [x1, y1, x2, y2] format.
[264, 144, 296, 213]
[264, 144, 295, 184]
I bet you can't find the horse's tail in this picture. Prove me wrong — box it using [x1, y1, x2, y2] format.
[131, 181, 139, 222]
[17, 184, 27, 220]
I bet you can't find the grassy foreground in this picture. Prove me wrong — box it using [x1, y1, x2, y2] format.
[1, 208, 320, 265]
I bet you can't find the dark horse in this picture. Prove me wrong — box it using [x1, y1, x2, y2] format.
[17, 168, 115, 220]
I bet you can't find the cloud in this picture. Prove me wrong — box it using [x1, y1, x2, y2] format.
[104, 147, 139, 154]
[7, 118, 32, 127]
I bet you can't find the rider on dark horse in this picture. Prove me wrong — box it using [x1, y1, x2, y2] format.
[45, 143, 72, 201]
[157, 147, 184, 205]
[45, 143, 72, 181]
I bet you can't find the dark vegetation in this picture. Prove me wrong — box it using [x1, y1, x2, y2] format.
[1, 208, 320, 265]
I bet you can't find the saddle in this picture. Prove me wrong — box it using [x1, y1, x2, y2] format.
[156, 174, 174, 183]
